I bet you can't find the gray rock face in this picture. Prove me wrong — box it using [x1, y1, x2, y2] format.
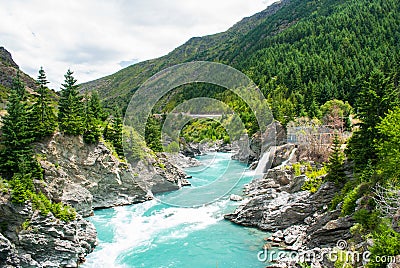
[230, 194, 243, 202]
[0, 232, 13, 261]
[0, 47, 18, 68]
[180, 140, 201, 157]
[306, 211, 355, 248]
[162, 152, 201, 169]
[35, 133, 148, 216]
[35, 133, 186, 216]
[232, 121, 287, 164]
[0, 48, 38, 91]
[231, 134, 254, 163]
[0, 199, 96, 268]
[225, 180, 337, 231]
[272, 144, 296, 168]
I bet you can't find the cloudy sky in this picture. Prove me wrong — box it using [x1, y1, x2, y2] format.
[0, 0, 275, 89]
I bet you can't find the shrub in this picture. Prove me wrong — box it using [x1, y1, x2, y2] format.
[341, 183, 370, 216]
[329, 179, 360, 210]
[9, 176, 31, 204]
[31, 192, 76, 222]
[21, 219, 30, 230]
[301, 165, 327, 193]
[353, 209, 381, 231]
[292, 163, 302, 176]
[165, 141, 180, 153]
[368, 222, 400, 268]
[302, 176, 323, 193]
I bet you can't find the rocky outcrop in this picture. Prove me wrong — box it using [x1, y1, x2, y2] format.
[225, 163, 354, 267]
[0, 47, 18, 69]
[158, 152, 201, 169]
[180, 140, 201, 157]
[231, 134, 255, 163]
[0, 194, 96, 268]
[164, 153, 200, 169]
[35, 133, 148, 216]
[35, 133, 188, 216]
[225, 180, 338, 231]
[232, 121, 287, 164]
[272, 143, 297, 167]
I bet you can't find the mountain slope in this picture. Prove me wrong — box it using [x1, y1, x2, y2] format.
[0, 47, 39, 106]
[0, 47, 59, 109]
[81, 0, 400, 121]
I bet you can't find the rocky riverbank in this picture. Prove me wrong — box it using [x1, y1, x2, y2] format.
[225, 162, 355, 267]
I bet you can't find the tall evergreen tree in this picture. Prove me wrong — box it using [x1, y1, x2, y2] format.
[88, 91, 106, 121]
[111, 111, 124, 158]
[103, 111, 124, 158]
[326, 134, 346, 184]
[58, 69, 84, 135]
[347, 70, 399, 169]
[145, 116, 163, 152]
[14, 71, 27, 101]
[83, 93, 101, 144]
[0, 75, 34, 177]
[31, 67, 57, 139]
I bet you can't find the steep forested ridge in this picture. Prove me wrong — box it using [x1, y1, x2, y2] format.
[81, 0, 400, 123]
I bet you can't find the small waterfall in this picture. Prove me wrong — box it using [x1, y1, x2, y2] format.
[254, 146, 275, 174]
[279, 147, 298, 168]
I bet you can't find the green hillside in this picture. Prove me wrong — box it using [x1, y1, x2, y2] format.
[80, 0, 400, 124]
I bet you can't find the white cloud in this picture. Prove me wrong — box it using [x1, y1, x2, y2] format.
[0, 0, 276, 89]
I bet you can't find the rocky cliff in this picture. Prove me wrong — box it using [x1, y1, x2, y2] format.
[0, 192, 97, 268]
[35, 132, 188, 217]
[232, 121, 286, 164]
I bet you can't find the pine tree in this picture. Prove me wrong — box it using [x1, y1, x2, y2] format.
[14, 71, 27, 101]
[58, 69, 84, 135]
[111, 111, 124, 158]
[347, 70, 399, 169]
[31, 67, 57, 139]
[103, 111, 124, 158]
[88, 91, 106, 121]
[83, 93, 101, 144]
[326, 134, 346, 184]
[145, 116, 163, 152]
[0, 75, 34, 177]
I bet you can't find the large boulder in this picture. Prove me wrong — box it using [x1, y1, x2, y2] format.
[225, 182, 338, 231]
[272, 143, 297, 168]
[306, 211, 355, 248]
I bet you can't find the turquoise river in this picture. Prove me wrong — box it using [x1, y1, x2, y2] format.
[82, 153, 269, 268]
